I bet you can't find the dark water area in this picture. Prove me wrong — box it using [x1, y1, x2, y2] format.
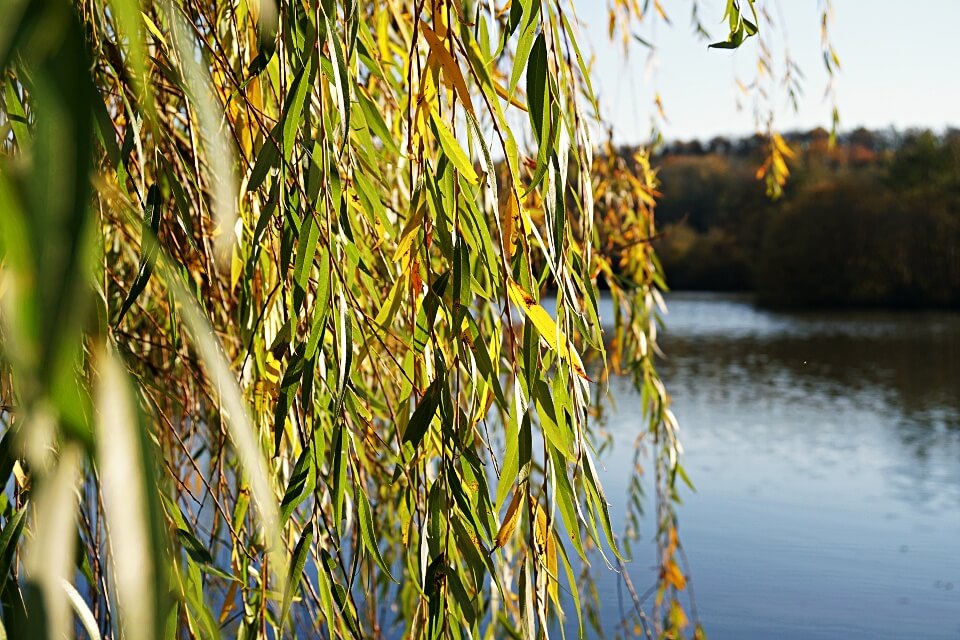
[592, 292, 960, 639]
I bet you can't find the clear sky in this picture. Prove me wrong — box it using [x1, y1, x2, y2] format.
[575, 0, 960, 143]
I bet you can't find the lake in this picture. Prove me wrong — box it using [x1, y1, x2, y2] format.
[591, 292, 960, 639]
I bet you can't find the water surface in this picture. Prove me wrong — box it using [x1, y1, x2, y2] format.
[594, 292, 960, 639]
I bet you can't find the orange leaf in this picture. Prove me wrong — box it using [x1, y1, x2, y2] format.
[494, 488, 523, 549]
[663, 560, 687, 590]
[534, 503, 559, 601]
[419, 23, 476, 118]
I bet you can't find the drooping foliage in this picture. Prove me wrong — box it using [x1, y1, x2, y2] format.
[0, 0, 808, 638]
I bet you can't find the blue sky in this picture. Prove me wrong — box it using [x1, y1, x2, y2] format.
[574, 0, 960, 143]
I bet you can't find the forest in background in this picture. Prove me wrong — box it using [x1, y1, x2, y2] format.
[644, 128, 960, 308]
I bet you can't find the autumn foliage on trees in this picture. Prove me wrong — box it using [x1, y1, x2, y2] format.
[652, 128, 960, 308]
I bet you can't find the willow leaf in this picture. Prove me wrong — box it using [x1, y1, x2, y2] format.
[280, 523, 313, 632]
[403, 375, 443, 448]
[507, 279, 590, 382]
[116, 184, 161, 325]
[356, 488, 395, 582]
[420, 23, 476, 117]
[494, 487, 523, 549]
[431, 110, 479, 184]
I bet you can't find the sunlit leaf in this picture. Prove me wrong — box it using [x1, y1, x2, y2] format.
[507, 279, 589, 382]
[494, 487, 523, 549]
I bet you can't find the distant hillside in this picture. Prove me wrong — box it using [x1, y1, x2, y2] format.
[638, 127, 960, 308]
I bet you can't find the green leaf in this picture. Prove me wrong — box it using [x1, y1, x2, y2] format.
[333, 293, 353, 419]
[526, 32, 548, 146]
[175, 529, 214, 567]
[96, 348, 171, 640]
[248, 126, 280, 191]
[430, 110, 478, 184]
[117, 184, 162, 325]
[357, 89, 399, 155]
[549, 445, 585, 560]
[3, 81, 29, 149]
[292, 211, 320, 311]
[280, 523, 313, 632]
[509, 3, 540, 94]
[556, 535, 583, 635]
[0, 507, 26, 595]
[560, 11, 599, 119]
[322, 7, 350, 137]
[301, 245, 331, 361]
[106, 0, 152, 113]
[402, 375, 443, 448]
[331, 424, 347, 535]
[495, 379, 523, 509]
[280, 445, 316, 525]
[584, 451, 622, 560]
[534, 380, 572, 457]
[452, 238, 470, 331]
[282, 58, 315, 159]
[0, 0, 31, 71]
[355, 488, 395, 582]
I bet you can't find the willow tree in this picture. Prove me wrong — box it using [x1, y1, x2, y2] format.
[0, 0, 829, 638]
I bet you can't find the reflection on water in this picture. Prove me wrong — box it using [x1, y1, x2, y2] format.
[594, 293, 960, 640]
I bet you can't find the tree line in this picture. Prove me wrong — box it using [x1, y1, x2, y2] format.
[645, 127, 960, 308]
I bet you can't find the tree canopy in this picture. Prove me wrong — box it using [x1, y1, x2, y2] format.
[0, 1, 831, 638]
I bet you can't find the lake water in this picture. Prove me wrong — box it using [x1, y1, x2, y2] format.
[592, 292, 960, 639]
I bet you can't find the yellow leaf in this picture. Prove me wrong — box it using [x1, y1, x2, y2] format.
[412, 67, 437, 145]
[394, 205, 424, 265]
[667, 526, 680, 556]
[773, 132, 795, 158]
[534, 504, 558, 602]
[772, 153, 789, 182]
[669, 599, 689, 630]
[494, 488, 523, 549]
[12, 461, 28, 490]
[218, 580, 240, 625]
[230, 243, 243, 292]
[141, 11, 167, 47]
[375, 9, 390, 60]
[654, 0, 670, 21]
[655, 92, 668, 122]
[419, 23, 476, 118]
[507, 280, 590, 382]
[263, 352, 281, 386]
[663, 560, 687, 590]
[374, 276, 405, 327]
